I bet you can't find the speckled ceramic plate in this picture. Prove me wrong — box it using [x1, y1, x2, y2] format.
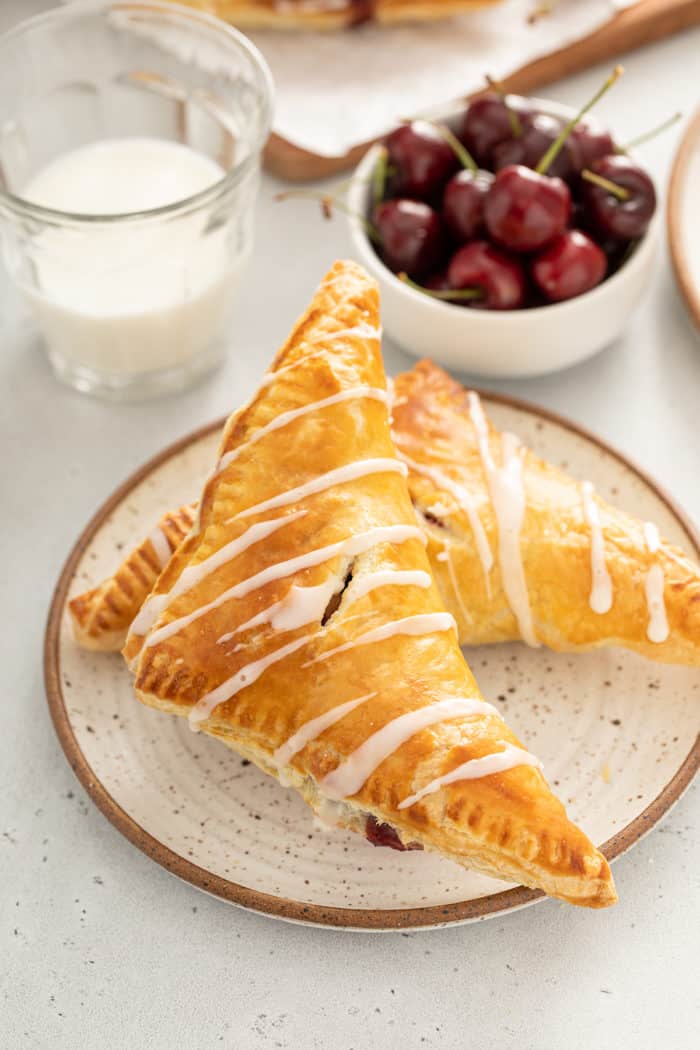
[668, 106, 700, 332]
[45, 392, 700, 930]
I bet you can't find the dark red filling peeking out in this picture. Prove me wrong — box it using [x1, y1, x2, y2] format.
[365, 815, 423, 852]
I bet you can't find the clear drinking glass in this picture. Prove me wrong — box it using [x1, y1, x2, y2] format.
[0, 0, 273, 399]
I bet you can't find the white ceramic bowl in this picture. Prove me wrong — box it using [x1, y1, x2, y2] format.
[347, 99, 660, 378]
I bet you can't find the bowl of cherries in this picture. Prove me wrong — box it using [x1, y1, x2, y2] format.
[347, 72, 661, 378]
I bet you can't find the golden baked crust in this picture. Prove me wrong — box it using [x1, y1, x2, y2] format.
[175, 0, 499, 29]
[392, 360, 700, 665]
[124, 260, 615, 909]
[71, 359, 700, 667]
[69, 505, 196, 651]
[176, 1, 363, 30]
[374, 0, 501, 22]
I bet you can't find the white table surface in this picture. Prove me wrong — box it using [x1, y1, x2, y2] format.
[2, 3, 699, 1047]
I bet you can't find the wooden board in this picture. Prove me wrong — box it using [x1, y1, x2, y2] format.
[263, 0, 700, 181]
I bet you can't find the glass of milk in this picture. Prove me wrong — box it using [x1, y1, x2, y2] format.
[0, 1, 273, 398]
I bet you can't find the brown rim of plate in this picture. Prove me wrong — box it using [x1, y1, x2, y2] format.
[668, 105, 700, 331]
[44, 388, 700, 931]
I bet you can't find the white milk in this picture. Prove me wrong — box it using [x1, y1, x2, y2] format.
[18, 138, 245, 377]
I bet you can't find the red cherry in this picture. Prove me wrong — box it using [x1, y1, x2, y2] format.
[582, 154, 656, 241]
[365, 816, 422, 851]
[373, 199, 445, 277]
[484, 165, 571, 252]
[492, 113, 582, 182]
[385, 121, 458, 201]
[442, 168, 493, 242]
[447, 241, 526, 310]
[571, 118, 615, 169]
[531, 230, 607, 302]
[459, 92, 534, 166]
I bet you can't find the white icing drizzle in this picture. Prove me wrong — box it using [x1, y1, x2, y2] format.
[439, 544, 472, 626]
[273, 692, 376, 768]
[665, 548, 699, 574]
[319, 696, 498, 800]
[643, 522, 669, 643]
[216, 386, 388, 474]
[128, 592, 171, 639]
[319, 272, 359, 288]
[222, 577, 343, 639]
[231, 458, 408, 522]
[427, 502, 451, 517]
[468, 393, 538, 647]
[304, 322, 382, 343]
[142, 525, 425, 648]
[398, 743, 543, 810]
[189, 634, 314, 727]
[257, 326, 379, 388]
[304, 612, 456, 667]
[342, 569, 431, 605]
[148, 526, 173, 570]
[396, 450, 493, 587]
[259, 349, 330, 387]
[580, 481, 613, 615]
[130, 510, 306, 641]
[644, 522, 660, 553]
[174, 510, 307, 602]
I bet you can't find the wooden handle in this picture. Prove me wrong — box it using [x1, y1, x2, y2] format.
[263, 0, 700, 182]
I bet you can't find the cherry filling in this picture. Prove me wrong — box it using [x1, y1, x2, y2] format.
[321, 565, 354, 626]
[421, 510, 446, 529]
[365, 815, 423, 852]
[414, 503, 448, 531]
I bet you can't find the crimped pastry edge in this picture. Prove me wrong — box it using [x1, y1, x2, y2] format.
[135, 689, 615, 909]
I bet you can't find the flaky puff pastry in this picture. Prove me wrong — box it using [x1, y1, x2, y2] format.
[70, 360, 700, 667]
[174, 1, 364, 31]
[175, 0, 500, 30]
[69, 505, 196, 651]
[374, 0, 501, 23]
[123, 260, 614, 908]
[393, 360, 700, 666]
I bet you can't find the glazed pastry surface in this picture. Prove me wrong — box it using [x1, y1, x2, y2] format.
[392, 360, 700, 666]
[123, 260, 615, 909]
[70, 358, 700, 668]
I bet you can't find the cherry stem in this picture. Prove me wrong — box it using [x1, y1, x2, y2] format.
[581, 169, 629, 201]
[485, 76, 523, 137]
[275, 189, 382, 244]
[399, 272, 483, 301]
[435, 123, 478, 173]
[372, 146, 389, 208]
[617, 111, 682, 153]
[536, 65, 624, 175]
[527, 1, 557, 24]
[400, 117, 478, 172]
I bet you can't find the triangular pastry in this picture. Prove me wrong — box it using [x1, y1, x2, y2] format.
[123, 260, 615, 908]
[69, 504, 196, 651]
[177, 1, 501, 31]
[72, 358, 700, 668]
[391, 361, 700, 666]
